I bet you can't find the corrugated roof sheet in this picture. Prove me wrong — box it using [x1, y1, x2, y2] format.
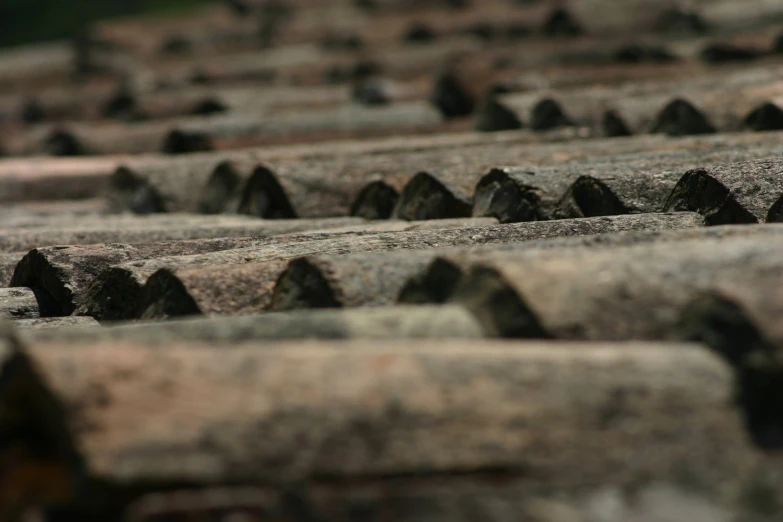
[1, 1, 783, 519]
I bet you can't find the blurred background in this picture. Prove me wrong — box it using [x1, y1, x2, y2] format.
[2, 0, 783, 157]
[1, 0, 210, 48]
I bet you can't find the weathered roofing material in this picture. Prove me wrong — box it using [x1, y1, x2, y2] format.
[440, 229, 783, 342]
[672, 293, 783, 449]
[109, 159, 255, 214]
[103, 129, 783, 219]
[0, 287, 42, 319]
[0, 129, 539, 204]
[270, 212, 705, 311]
[13, 316, 100, 330]
[15, 101, 447, 157]
[0, 156, 126, 203]
[0, 199, 109, 227]
[0, 215, 370, 254]
[70, 218, 494, 320]
[665, 158, 783, 224]
[236, 141, 551, 219]
[0, 335, 772, 519]
[677, 291, 783, 361]
[473, 147, 783, 223]
[3, 0, 783, 517]
[398, 224, 774, 305]
[484, 61, 783, 136]
[27, 305, 486, 343]
[11, 240, 269, 317]
[128, 213, 703, 318]
[376, 138, 783, 221]
[9, 217, 432, 315]
[108, 128, 560, 216]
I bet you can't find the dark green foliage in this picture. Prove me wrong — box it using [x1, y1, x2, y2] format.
[0, 0, 211, 48]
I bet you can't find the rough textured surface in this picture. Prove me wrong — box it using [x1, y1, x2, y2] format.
[665, 158, 783, 224]
[10, 238, 274, 317]
[446, 230, 783, 344]
[4, 338, 774, 519]
[73, 128, 783, 222]
[7, 218, 388, 316]
[197, 159, 254, 214]
[132, 213, 704, 318]
[14, 316, 100, 329]
[0, 215, 366, 253]
[0, 287, 41, 319]
[75, 218, 497, 320]
[473, 147, 783, 223]
[271, 212, 705, 311]
[272, 250, 443, 310]
[122, 480, 783, 522]
[101, 129, 570, 217]
[473, 97, 523, 132]
[472, 166, 576, 222]
[236, 141, 540, 219]
[5, 3, 783, 519]
[391, 170, 475, 221]
[399, 222, 772, 305]
[238, 129, 783, 220]
[0, 200, 111, 228]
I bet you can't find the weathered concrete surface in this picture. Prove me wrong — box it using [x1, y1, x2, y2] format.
[0, 287, 40, 319]
[75, 217, 496, 320]
[2, 338, 776, 519]
[237, 144, 535, 219]
[11, 238, 272, 317]
[130, 213, 703, 318]
[0, 215, 370, 253]
[243, 129, 783, 220]
[473, 146, 783, 223]
[665, 158, 783, 224]
[401, 223, 783, 306]
[109, 129, 562, 218]
[8, 217, 390, 316]
[92, 127, 783, 220]
[102, 127, 563, 216]
[14, 316, 100, 330]
[446, 229, 783, 342]
[271, 212, 704, 311]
